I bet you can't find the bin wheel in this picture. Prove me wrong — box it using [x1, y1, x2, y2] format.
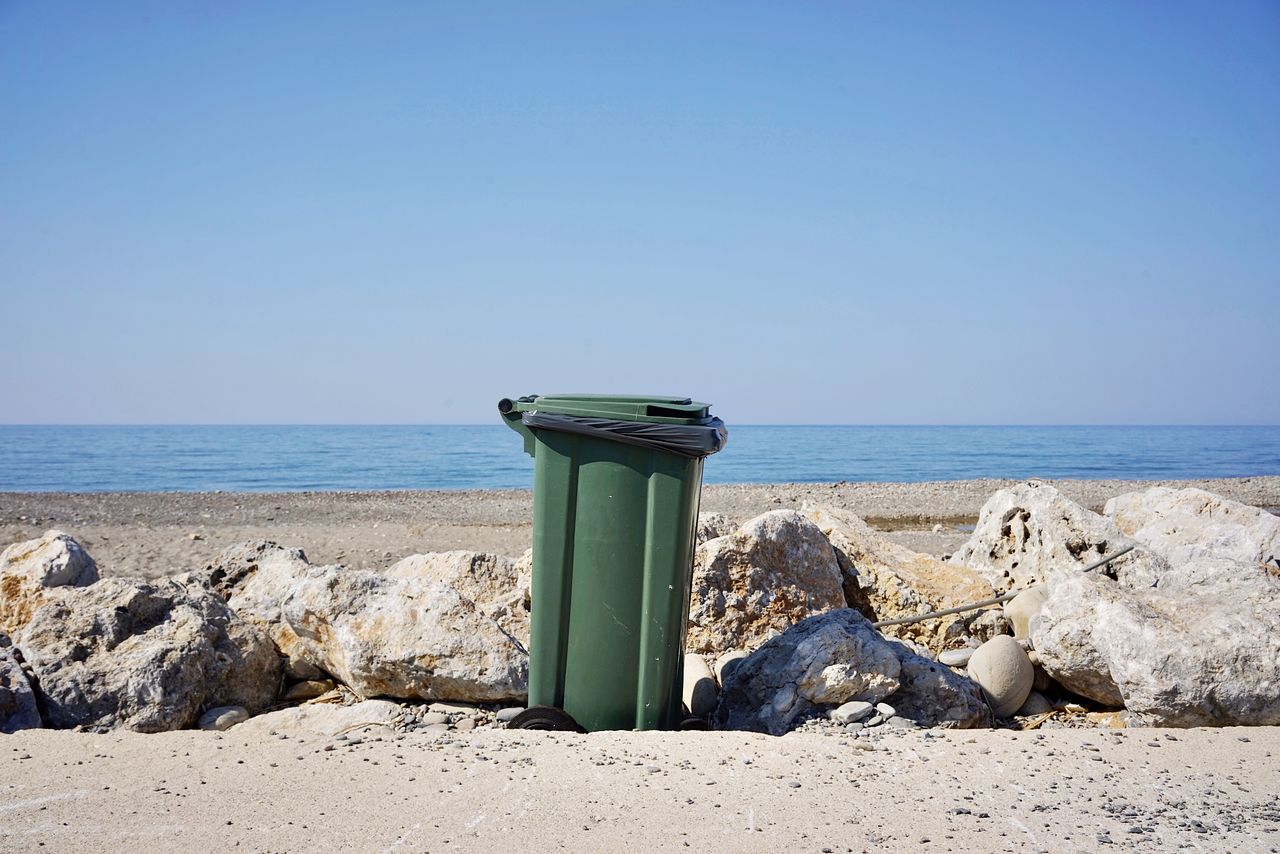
[507, 705, 586, 733]
[679, 715, 710, 731]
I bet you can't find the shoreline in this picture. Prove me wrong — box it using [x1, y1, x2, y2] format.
[3, 477, 1278, 579]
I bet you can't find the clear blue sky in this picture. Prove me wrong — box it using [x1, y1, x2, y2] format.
[2, 2, 1277, 425]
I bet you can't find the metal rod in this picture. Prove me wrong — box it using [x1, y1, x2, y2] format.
[1079, 544, 1134, 572]
[872, 590, 1020, 627]
[871, 544, 1136, 629]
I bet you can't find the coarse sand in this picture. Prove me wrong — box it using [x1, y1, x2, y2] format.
[3, 477, 1277, 579]
[2, 726, 1279, 852]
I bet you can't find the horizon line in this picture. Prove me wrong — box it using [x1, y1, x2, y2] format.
[2, 423, 1279, 429]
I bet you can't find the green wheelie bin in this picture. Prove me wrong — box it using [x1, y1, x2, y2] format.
[498, 394, 728, 732]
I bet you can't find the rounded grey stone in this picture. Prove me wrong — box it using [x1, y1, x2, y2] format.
[939, 648, 974, 667]
[198, 706, 250, 732]
[829, 700, 874, 725]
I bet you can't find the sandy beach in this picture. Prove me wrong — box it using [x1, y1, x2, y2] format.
[3, 477, 1278, 579]
[4, 724, 1280, 852]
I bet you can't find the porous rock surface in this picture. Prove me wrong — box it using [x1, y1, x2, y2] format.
[280, 562, 529, 703]
[1104, 487, 1280, 574]
[803, 504, 994, 651]
[0, 530, 99, 636]
[714, 609, 988, 735]
[17, 577, 280, 732]
[193, 541, 325, 680]
[1033, 557, 1280, 725]
[195, 541, 531, 703]
[949, 481, 1165, 592]
[687, 510, 845, 656]
[387, 550, 531, 644]
[695, 512, 737, 545]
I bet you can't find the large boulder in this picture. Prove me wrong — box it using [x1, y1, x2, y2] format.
[888, 650, 992, 730]
[714, 609, 988, 735]
[696, 512, 736, 545]
[948, 481, 1165, 592]
[188, 541, 327, 680]
[1, 631, 41, 733]
[803, 504, 995, 651]
[1032, 558, 1280, 725]
[387, 550, 531, 645]
[1105, 487, 1280, 574]
[687, 510, 845, 656]
[280, 562, 528, 703]
[16, 578, 280, 732]
[204, 543, 534, 692]
[0, 531, 99, 636]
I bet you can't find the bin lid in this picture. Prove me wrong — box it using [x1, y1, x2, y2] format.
[505, 394, 713, 425]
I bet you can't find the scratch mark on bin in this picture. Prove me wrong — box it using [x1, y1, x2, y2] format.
[602, 601, 631, 634]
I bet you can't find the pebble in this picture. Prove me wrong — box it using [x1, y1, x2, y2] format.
[281, 680, 336, 702]
[874, 702, 896, 717]
[864, 714, 885, 727]
[454, 717, 477, 731]
[496, 707, 524, 723]
[420, 712, 450, 726]
[1016, 690, 1054, 716]
[198, 706, 250, 732]
[428, 702, 478, 715]
[830, 700, 874, 725]
[939, 648, 973, 667]
[886, 716, 917, 729]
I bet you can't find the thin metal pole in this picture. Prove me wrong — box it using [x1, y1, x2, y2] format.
[870, 545, 1136, 629]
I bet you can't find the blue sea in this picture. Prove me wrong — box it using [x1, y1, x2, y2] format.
[1, 425, 1278, 492]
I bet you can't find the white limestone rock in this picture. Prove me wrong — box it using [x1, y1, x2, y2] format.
[696, 512, 737, 545]
[687, 510, 846, 657]
[802, 504, 994, 652]
[1104, 487, 1280, 574]
[17, 578, 280, 732]
[386, 550, 531, 645]
[280, 563, 528, 703]
[1032, 560, 1280, 725]
[0, 530, 99, 636]
[949, 481, 1165, 593]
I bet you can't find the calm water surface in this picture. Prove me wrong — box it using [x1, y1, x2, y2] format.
[1, 425, 1278, 492]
